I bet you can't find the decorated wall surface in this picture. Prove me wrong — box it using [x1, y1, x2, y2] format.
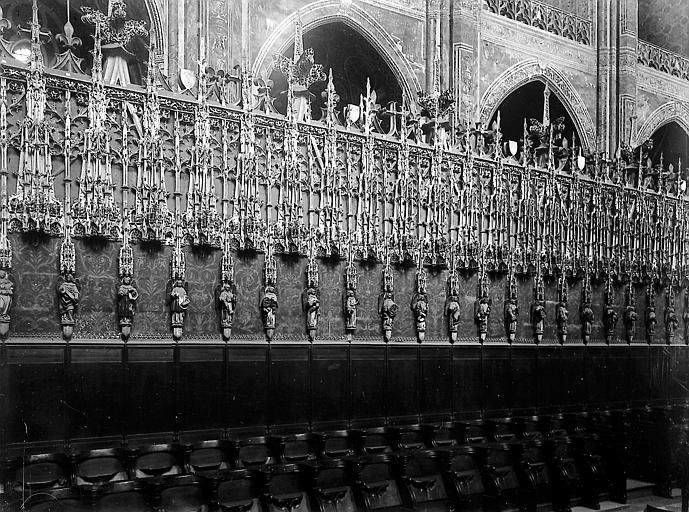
[1, 0, 688, 454]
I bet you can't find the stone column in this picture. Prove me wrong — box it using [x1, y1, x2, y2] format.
[452, 0, 480, 125]
[596, 0, 618, 155]
[618, 0, 639, 147]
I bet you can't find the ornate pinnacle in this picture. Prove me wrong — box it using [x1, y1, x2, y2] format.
[29, 0, 44, 73]
[118, 224, 133, 278]
[81, 0, 147, 48]
[60, 229, 76, 275]
[0, 219, 11, 269]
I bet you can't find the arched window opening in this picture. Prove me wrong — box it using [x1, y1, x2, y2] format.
[647, 121, 689, 170]
[269, 21, 403, 120]
[487, 80, 582, 158]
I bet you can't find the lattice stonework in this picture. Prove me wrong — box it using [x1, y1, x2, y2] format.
[637, 40, 689, 82]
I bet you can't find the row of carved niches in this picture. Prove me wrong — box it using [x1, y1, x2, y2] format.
[2, 233, 688, 344]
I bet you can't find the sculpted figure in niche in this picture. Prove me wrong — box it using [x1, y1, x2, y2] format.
[411, 287, 429, 342]
[624, 293, 637, 344]
[303, 286, 320, 341]
[379, 282, 398, 343]
[0, 269, 13, 338]
[57, 272, 80, 340]
[474, 296, 491, 342]
[117, 276, 138, 340]
[445, 292, 461, 343]
[504, 298, 518, 343]
[556, 301, 568, 343]
[666, 301, 679, 344]
[169, 279, 190, 340]
[603, 301, 617, 343]
[344, 289, 359, 332]
[218, 282, 237, 340]
[580, 303, 594, 344]
[646, 286, 657, 343]
[261, 285, 278, 340]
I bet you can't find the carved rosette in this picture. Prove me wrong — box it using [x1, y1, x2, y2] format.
[665, 285, 679, 344]
[445, 268, 461, 343]
[530, 268, 546, 344]
[474, 270, 491, 343]
[168, 236, 189, 341]
[117, 226, 138, 341]
[218, 243, 236, 341]
[623, 281, 637, 344]
[379, 259, 397, 343]
[646, 284, 657, 343]
[303, 251, 320, 341]
[57, 232, 79, 341]
[343, 255, 359, 340]
[503, 267, 518, 343]
[261, 244, 278, 341]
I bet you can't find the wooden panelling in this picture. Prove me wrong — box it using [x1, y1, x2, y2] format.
[452, 345, 482, 418]
[419, 346, 452, 422]
[228, 346, 268, 432]
[387, 345, 419, 424]
[311, 345, 349, 430]
[350, 346, 386, 426]
[268, 345, 310, 431]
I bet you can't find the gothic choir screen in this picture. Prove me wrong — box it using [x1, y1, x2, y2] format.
[0, 0, 689, 510]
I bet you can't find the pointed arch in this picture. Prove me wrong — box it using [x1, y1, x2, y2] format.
[144, 0, 167, 72]
[636, 101, 689, 144]
[252, 0, 421, 103]
[479, 59, 596, 151]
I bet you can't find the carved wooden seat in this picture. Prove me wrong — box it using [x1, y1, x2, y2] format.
[262, 464, 313, 512]
[347, 453, 412, 512]
[11, 452, 71, 494]
[572, 434, 611, 510]
[270, 433, 319, 464]
[214, 469, 264, 512]
[540, 414, 568, 438]
[350, 428, 394, 455]
[315, 430, 357, 459]
[515, 416, 545, 440]
[387, 425, 427, 452]
[481, 443, 522, 512]
[92, 480, 153, 512]
[454, 420, 493, 446]
[235, 436, 276, 468]
[186, 440, 234, 476]
[22, 487, 90, 512]
[130, 443, 185, 481]
[302, 459, 357, 512]
[420, 422, 460, 449]
[73, 448, 129, 488]
[395, 449, 452, 512]
[159, 474, 209, 512]
[545, 437, 584, 511]
[514, 440, 553, 512]
[487, 418, 519, 443]
[439, 445, 485, 510]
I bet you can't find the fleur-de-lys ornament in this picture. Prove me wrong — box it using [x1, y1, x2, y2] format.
[378, 251, 397, 343]
[132, 38, 174, 243]
[623, 280, 637, 344]
[580, 267, 594, 344]
[71, 19, 120, 239]
[260, 240, 278, 341]
[117, 224, 138, 341]
[8, 0, 63, 236]
[503, 263, 518, 343]
[217, 238, 236, 341]
[273, 12, 326, 122]
[530, 264, 546, 344]
[54, 4, 85, 73]
[56, 229, 80, 341]
[411, 249, 429, 342]
[665, 285, 680, 344]
[183, 61, 223, 247]
[302, 241, 320, 341]
[168, 230, 189, 341]
[343, 249, 359, 340]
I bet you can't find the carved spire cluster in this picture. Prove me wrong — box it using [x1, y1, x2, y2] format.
[183, 62, 223, 247]
[8, 0, 63, 236]
[131, 40, 173, 243]
[72, 19, 120, 239]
